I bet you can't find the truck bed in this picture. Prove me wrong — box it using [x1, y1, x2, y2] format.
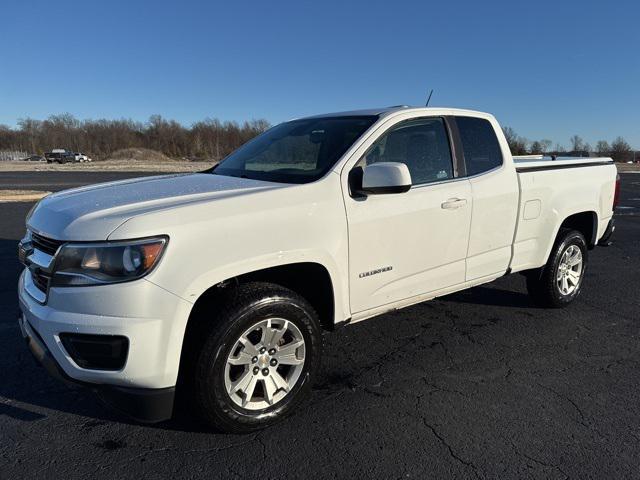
[513, 155, 613, 172]
[510, 155, 617, 274]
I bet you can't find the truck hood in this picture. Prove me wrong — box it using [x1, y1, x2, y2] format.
[27, 173, 286, 240]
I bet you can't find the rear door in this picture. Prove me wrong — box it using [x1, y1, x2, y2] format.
[453, 116, 519, 280]
[344, 116, 473, 313]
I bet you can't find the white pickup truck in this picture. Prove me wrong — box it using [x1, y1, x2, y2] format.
[18, 107, 618, 432]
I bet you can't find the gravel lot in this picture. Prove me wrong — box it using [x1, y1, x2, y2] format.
[1, 172, 639, 479]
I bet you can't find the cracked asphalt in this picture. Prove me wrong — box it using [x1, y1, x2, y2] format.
[1, 172, 639, 479]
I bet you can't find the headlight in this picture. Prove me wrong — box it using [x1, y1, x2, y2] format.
[51, 237, 167, 287]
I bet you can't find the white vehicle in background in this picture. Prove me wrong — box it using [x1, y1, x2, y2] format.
[74, 152, 91, 162]
[18, 106, 618, 433]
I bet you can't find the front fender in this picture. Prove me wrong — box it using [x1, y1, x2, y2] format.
[178, 248, 348, 320]
[106, 175, 351, 383]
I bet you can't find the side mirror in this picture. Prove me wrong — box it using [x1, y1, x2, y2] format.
[360, 162, 412, 195]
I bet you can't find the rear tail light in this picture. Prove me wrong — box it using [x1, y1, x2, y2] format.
[613, 174, 621, 210]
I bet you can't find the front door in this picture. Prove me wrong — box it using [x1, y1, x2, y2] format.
[343, 117, 473, 313]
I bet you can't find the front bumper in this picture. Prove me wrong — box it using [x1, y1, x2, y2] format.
[18, 314, 174, 422]
[17, 269, 194, 422]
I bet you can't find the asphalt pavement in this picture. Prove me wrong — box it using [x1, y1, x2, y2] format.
[1, 171, 639, 479]
[0, 171, 163, 192]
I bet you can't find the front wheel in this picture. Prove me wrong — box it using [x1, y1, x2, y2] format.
[526, 229, 588, 308]
[190, 282, 322, 433]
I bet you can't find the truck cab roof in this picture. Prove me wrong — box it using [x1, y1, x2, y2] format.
[298, 106, 494, 121]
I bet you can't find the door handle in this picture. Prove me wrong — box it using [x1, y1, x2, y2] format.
[441, 198, 467, 210]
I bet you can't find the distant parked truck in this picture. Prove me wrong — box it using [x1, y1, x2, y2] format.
[45, 149, 77, 164]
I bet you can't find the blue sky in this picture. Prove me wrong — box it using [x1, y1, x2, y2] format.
[1, 0, 639, 147]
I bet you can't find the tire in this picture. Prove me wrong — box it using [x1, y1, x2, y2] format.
[190, 282, 322, 433]
[526, 229, 588, 308]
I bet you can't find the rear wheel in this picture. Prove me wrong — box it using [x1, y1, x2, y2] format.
[526, 229, 588, 308]
[190, 282, 322, 433]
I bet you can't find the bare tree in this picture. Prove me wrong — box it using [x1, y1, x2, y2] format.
[596, 140, 610, 155]
[0, 114, 271, 161]
[540, 139, 552, 153]
[529, 140, 542, 154]
[569, 135, 584, 152]
[529, 139, 553, 155]
[502, 126, 528, 155]
[610, 136, 632, 162]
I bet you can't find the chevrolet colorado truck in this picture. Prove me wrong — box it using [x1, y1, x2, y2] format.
[18, 107, 619, 432]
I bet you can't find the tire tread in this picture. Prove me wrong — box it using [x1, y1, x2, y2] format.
[190, 281, 322, 433]
[526, 228, 587, 308]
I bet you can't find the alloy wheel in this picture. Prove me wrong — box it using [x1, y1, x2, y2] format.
[224, 318, 306, 410]
[556, 244, 583, 295]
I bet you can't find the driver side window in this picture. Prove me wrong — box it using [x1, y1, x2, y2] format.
[359, 117, 454, 185]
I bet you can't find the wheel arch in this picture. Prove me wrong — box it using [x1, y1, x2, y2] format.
[185, 261, 339, 330]
[538, 210, 598, 269]
[556, 211, 598, 249]
[235, 262, 336, 331]
[175, 262, 337, 394]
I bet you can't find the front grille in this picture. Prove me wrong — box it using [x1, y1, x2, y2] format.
[31, 269, 51, 292]
[31, 232, 64, 256]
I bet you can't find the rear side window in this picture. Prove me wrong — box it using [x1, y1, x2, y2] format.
[456, 117, 503, 176]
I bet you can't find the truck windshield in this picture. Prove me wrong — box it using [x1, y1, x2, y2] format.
[212, 116, 377, 184]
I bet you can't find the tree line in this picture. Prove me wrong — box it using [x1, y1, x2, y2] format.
[502, 127, 635, 162]
[0, 113, 635, 163]
[0, 114, 271, 161]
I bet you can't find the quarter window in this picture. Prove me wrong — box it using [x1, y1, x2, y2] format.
[456, 117, 503, 176]
[359, 118, 453, 185]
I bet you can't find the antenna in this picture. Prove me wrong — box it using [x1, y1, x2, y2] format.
[425, 89, 434, 107]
